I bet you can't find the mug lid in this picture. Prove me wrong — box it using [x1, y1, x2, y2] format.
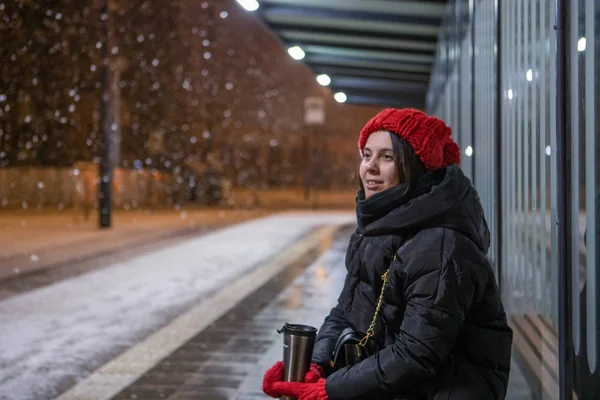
[277, 323, 317, 337]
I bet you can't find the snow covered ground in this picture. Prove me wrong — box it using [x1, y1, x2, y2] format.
[0, 212, 354, 400]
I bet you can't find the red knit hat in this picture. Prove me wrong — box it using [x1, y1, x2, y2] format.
[358, 108, 461, 171]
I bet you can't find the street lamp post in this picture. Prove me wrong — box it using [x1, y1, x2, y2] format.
[98, 0, 121, 228]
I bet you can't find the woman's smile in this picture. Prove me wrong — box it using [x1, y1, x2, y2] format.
[364, 179, 384, 191]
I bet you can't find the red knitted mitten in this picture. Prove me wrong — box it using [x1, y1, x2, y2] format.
[262, 361, 284, 398]
[304, 363, 325, 383]
[271, 378, 328, 400]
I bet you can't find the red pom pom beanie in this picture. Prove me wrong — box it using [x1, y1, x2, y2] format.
[358, 108, 461, 171]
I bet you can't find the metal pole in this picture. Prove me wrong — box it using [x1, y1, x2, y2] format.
[494, 0, 504, 291]
[470, 0, 476, 190]
[203, 4, 215, 163]
[99, 0, 119, 228]
[555, 0, 574, 396]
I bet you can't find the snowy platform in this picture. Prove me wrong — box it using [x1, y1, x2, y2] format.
[0, 212, 354, 400]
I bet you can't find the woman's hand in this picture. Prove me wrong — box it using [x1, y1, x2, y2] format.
[305, 363, 325, 382]
[262, 362, 325, 398]
[262, 361, 284, 398]
[271, 378, 328, 400]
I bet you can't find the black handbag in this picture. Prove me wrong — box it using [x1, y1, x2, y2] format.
[329, 327, 372, 371]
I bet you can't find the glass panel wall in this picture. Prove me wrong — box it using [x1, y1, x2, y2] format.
[566, 0, 600, 398]
[423, 0, 600, 397]
[429, 0, 473, 181]
[427, 0, 600, 397]
[499, 0, 561, 397]
[459, 26, 474, 182]
[473, 0, 496, 269]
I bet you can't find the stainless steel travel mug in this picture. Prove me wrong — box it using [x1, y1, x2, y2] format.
[277, 323, 318, 400]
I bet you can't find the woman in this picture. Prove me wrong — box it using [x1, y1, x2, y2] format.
[262, 108, 513, 399]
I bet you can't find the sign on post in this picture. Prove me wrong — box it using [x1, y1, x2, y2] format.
[304, 97, 325, 125]
[147, 130, 165, 155]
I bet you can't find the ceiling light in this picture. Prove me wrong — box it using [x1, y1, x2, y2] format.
[287, 46, 305, 60]
[316, 74, 331, 86]
[235, 0, 259, 12]
[334, 92, 347, 103]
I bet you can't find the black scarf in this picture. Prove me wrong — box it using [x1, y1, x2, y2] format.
[356, 169, 445, 231]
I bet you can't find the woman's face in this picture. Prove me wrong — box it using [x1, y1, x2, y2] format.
[360, 130, 400, 199]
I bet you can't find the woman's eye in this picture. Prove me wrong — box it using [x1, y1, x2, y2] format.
[363, 154, 371, 160]
[383, 154, 394, 161]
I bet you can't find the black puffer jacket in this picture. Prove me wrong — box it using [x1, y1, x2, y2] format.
[312, 166, 513, 400]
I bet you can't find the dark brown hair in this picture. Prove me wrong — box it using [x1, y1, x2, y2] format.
[390, 133, 427, 194]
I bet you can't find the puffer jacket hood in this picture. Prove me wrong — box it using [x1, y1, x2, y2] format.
[356, 165, 490, 252]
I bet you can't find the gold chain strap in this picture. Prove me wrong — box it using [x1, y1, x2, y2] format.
[358, 255, 395, 347]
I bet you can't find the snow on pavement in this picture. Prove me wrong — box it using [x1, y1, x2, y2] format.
[0, 212, 354, 400]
